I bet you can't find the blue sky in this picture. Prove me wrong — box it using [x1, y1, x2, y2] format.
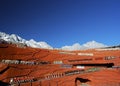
[0, 0, 120, 48]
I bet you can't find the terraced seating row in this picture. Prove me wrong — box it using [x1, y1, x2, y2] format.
[61, 64, 72, 68]
[68, 58, 92, 62]
[9, 68, 101, 85]
[10, 76, 36, 84]
[44, 73, 64, 79]
[59, 52, 76, 55]
[1, 60, 20, 64]
[85, 67, 101, 73]
[64, 69, 84, 76]
[43, 70, 85, 80]
[104, 56, 116, 60]
[78, 53, 93, 56]
[0, 59, 50, 65]
[10, 73, 64, 85]
[111, 66, 120, 69]
[53, 61, 63, 64]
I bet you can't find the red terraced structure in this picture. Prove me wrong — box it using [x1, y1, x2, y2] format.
[0, 43, 120, 86]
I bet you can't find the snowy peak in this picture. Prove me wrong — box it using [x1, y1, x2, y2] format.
[0, 32, 25, 43]
[61, 41, 107, 51]
[26, 39, 53, 49]
[0, 32, 53, 49]
[0, 32, 107, 50]
[83, 40, 107, 49]
[61, 43, 82, 51]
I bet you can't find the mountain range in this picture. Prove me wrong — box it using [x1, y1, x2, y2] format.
[0, 32, 107, 50]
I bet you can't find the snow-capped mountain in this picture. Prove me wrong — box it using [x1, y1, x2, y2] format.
[61, 41, 107, 51]
[0, 32, 53, 49]
[0, 32, 26, 43]
[61, 43, 83, 51]
[0, 32, 107, 50]
[83, 41, 107, 49]
[25, 39, 53, 49]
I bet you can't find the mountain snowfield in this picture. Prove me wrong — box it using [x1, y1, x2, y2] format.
[61, 41, 107, 51]
[0, 32, 107, 50]
[0, 32, 53, 49]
